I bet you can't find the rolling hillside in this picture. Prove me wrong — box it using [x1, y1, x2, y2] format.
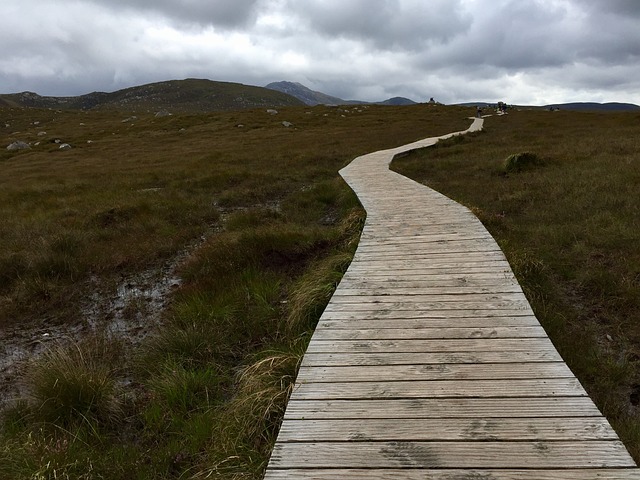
[0, 78, 304, 113]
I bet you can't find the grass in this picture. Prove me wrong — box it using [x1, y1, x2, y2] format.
[392, 108, 640, 461]
[0, 103, 472, 478]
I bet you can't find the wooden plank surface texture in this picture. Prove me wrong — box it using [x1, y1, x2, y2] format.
[263, 119, 639, 478]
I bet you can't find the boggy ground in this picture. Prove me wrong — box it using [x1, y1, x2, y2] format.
[0, 103, 471, 478]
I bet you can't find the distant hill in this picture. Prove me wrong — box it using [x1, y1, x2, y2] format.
[543, 102, 640, 112]
[265, 81, 346, 106]
[379, 97, 417, 106]
[265, 81, 416, 106]
[0, 78, 304, 112]
[457, 101, 640, 112]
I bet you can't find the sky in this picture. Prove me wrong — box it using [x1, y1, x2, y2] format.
[1, 0, 639, 105]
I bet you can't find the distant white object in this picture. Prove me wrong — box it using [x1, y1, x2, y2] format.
[267, 109, 279, 115]
[282, 121, 293, 127]
[59, 143, 72, 150]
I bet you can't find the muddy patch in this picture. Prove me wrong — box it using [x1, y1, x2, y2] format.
[0, 240, 198, 410]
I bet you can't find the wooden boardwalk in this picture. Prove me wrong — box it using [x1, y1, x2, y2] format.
[264, 119, 639, 479]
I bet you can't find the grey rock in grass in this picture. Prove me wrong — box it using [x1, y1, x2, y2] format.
[282, 121, 293, 127]
[6, 141, 31, 151]
[267, 109, 279, 115]
[155, 110, 172, 117]
[59, 143, 72, 150]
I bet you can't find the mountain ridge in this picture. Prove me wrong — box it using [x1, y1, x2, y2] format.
[265, 81, 417, 106]
[456, 101, 640, 112]
[0, 78, 304, 112]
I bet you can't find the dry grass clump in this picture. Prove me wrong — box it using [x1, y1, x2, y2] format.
[503, 151, 543, 173]
[25, 336, 125, 427]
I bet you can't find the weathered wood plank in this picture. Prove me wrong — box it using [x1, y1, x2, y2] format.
[295, 362, 574, 383]
[319, 309, 537, 319]
[290, 378, 588, 400]
[283, 397, 603, 419]
[334, 285, 524, 295]
[346, 262, 513, 272]
[323, 300, 533, 312]
[317, 315, 541, 328]
[264, 469, 640, 480]
[311, 326, 547, 340]
[276, 417, 619, 442]
[329, 293, 530, 304]
[268, 441, 635, 468]
[341, 272, 517, 282]
[353, 248, 506, 262]
[300, 350, 563, 366]
[305, 338, 558, 354]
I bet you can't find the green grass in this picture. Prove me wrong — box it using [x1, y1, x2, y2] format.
[392, 109, 640, 461]
[1, 103, 472, 479]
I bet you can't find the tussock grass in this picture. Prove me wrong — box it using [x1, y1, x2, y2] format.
[503, 151, 543, 173]
[392, 109, 640, 461]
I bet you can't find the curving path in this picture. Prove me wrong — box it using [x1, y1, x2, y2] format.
[264, 119, 639, 479]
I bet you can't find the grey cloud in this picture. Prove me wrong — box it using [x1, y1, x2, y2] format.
[284, 0, 471, 51]
[86, 0, 262, 27]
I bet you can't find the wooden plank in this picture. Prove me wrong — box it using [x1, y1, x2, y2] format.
[319, 309, 537, 320]
[290, 378, 588, 400]
[283, 397, 603, 419]
[305, 338, 558, 354]
[317, 316, 541, 328]
[334, 285, 524, 295]
[341, 272, 517, 282]
[276, 417, 619, 442]
[329, 293, 530, 304]
[311, 326, 548, 340]
[264, 469, 640, 480]
[268, 441, 635, 468]
[347, 259, 511, 269]
[295, 363, 574, 383]
[349, 262, 511, 276]
[323, 300, 533, 312]
[300, 350, 563, 366]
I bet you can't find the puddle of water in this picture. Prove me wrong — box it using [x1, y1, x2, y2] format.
[0, 237, 203, 409]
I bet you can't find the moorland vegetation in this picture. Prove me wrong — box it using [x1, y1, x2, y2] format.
[0, 102, 470, 478]
[0, 100, 638, 478]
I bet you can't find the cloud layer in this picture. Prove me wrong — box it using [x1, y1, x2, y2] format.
[1, 0, 638, 104]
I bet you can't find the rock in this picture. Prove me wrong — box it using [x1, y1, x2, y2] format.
[122, 116, 137, 123]
[282, 121, 293, 127]
[6, 141, 30, 151]
[267, 109, 279, 115]
[59, 143, 72, 150]
[155, 110, 172, 117]
[37, 131, 47, 136]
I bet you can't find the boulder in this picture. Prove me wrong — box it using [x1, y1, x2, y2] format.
[267, 109, 279, 115]
[6, 141, 30, 151]
[59, 143, 72, 150]
[282, 121, 293, 127]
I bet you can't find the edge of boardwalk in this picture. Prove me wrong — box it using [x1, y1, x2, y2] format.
[263, 118, 639, 479]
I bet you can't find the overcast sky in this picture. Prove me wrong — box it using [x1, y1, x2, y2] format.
[1, 0, 639, 105]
